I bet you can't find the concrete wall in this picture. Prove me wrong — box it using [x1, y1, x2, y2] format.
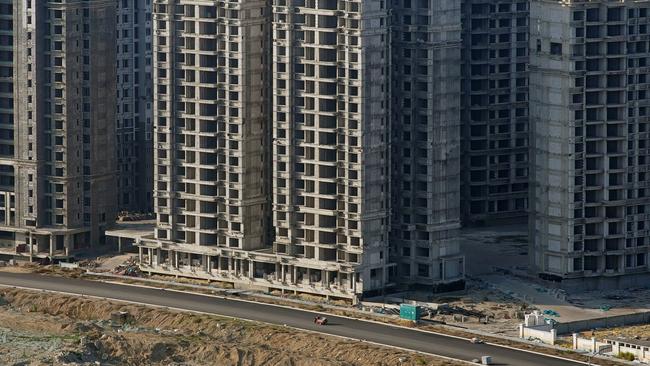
[519, 323, 557, 345]
[572, 334, 609, 353]
[556, 311, 650, 334]
[605, 339, 650, 362]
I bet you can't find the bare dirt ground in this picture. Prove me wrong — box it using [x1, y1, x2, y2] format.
[0, 262, 630, 365]
[0, 288, 462, 366]
[427, 280, 530, 336]
[579, 323, 650, 342]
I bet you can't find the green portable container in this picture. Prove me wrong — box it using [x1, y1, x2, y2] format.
[400, 304, 421, 321]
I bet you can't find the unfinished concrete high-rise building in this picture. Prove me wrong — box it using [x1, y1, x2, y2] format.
[461, 0, 530, 224]
[116, 0, 154, 213]
[530, 0, 650, 289]
[135, 0, 466, 300]
[271, 0, 396, 297]
[141, 0, 270, 287]
[0, 0, 117, 258]
[390, 0, 465, 291]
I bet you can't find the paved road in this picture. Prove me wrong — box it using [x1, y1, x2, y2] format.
[0, 272, 588, 366]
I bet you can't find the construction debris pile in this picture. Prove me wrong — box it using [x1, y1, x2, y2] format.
[117, 211, 155, 222]
[77, 259, 100, 270]
[112, 258, 141, 277]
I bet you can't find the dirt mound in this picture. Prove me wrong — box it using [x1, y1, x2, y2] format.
[0, 289, 460, 366]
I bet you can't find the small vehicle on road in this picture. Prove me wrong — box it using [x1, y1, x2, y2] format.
[470, 337, 484, 344]
[314, 316, 328, 325]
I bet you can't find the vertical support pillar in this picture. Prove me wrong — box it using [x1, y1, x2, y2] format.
[138, 246, 143, 263]
[28, 231, 33, 263]
[293, 265, 297, 284]
[249, 260, 254, 279]
[217, 256, 222, 272]
[148, 248, 153, 266]
[49, 234, 55, 257]
[156, 248, 162, 265]
[441, 260, 446, 281]
[572, 333, 578, 350]
[63, 235, 70, 257]
[324, 270, 330, 289]
[306, 268, 311, 284]
[174, 251, 179, 269]
[118, 237, 122, 253]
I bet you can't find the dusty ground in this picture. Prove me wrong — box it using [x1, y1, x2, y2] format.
[366, 280, 530, 336]
[0, 263, 632, 366]
[577, 323, 650, 342]
[429, 281, 529, 336]
[0, 288, 462, 366]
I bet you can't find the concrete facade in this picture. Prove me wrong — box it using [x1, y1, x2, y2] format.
[530, 0, 650, 288]
[138, 0, 465, 300]
[0, 0, 118, 258]
[116, 0, 154, 213]
[390, 0, 465, 290]
[461, 0, 530, 224]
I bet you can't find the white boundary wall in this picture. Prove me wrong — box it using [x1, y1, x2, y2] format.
[519, 324, 557, 345]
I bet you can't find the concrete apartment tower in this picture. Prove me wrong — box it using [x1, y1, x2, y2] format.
[530, 0, 650, 289]
[146, 1, 269, 277]
[116, 0, 154, 213]
[138, 0, 466, 300]
[390, 0, 465, 290]
[461, 0, 530, 224]
[272, 0, 394, 296]
[0, 0, 117, 258]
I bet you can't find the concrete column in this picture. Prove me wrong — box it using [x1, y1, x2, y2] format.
[138, 246, 143, 263]
[49, 235, 55, 257]
[156, 248, 162, 265]
[306, 268, 311, 284]
[349, 273, 354, 290]
[519, 324, 524, 338]
[148, 248, 153, 266]
[217, 256, 222, 272]
[207, 255, 212, 273]
[292, 265, 297, 284]
[118, 237, 122, 253]
[324, 270, 330, 288]
[572, 333, 578, 350]
[249, 260, 254, 279]
[229, 257, 233, 274]
[551, 329, 557, 344]
[64, 235, 70, 257]
[275, 263, 280, 281]
[28, 231, 33, 263]
[281, 264, 286, 282]
[441, 260, 446, 281]
[174, 251, 179, 268]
